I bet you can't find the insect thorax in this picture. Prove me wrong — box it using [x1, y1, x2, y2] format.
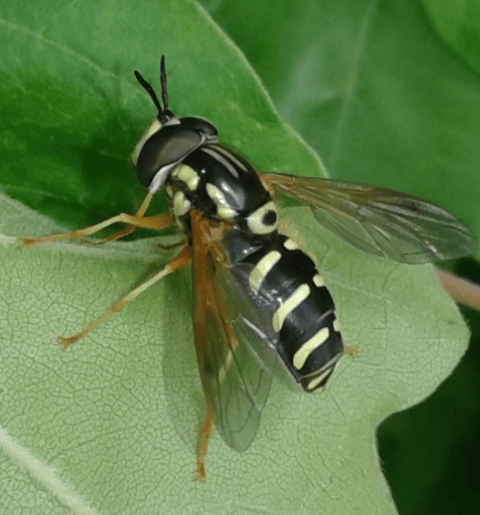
[163, 142, 277, 239]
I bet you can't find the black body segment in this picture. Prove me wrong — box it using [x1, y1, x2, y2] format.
[155, 131, 345, 392]
[222, 230, 344, 391]
[184, 145, 269, 214]
[164, 143, 275, 238]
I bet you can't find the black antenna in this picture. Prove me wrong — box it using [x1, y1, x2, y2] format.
[134, 69, 163, 115]
[159, 55, 169, 112]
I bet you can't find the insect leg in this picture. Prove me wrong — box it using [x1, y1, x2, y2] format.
[194, 283, 239, 481]
[196, 407, 214, 482]
[83, 192, 155, 245]
[155, 238, 187, 250]
[58, 245, 192, 349]
[18, 195, 173, 248]
[18, 212, 173, 248]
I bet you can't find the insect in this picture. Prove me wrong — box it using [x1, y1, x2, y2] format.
[19, 57, 476, 480]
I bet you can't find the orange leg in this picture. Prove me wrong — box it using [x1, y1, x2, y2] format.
[59, 245, 192, 349]
[18, 193, 174, 249]
[196, 408, 215, 482]
[155, 238, 187, 251]
[83, 192, 155, 245]
[190, 210, 237, 481]
[19, 213, 173, 249]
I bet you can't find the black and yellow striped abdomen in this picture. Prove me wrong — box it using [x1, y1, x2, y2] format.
[159, 139, 344, 393]
[223, 230, 344, 392]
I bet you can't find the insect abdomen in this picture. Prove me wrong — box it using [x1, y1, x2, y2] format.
[224, 231, 344, 392]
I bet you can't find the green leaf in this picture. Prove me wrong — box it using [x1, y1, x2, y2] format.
[0, 1, 472, 514]
[421, 0, 480, 75]
[1, 193, 469, 515]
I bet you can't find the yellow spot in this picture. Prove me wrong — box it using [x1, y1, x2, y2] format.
[273, 284, 310, 332]
[247, 201, 278, 235]
[173, 191, 191, 216]
[307, 369, 333, 391]
[176, 165, 200, 190]
[217, 206, 236, 219]
[206, 183, 237, 219]
[305, 354, 342, 391]
[293, 327, 330, 370]
[249, 251, 282, 294]
[313, 274, 324, 287]
[284, 239, 298, 251]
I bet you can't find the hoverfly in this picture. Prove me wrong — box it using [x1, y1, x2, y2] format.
[19, 56, 476, 480]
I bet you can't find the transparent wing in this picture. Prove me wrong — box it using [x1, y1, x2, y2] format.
[261, 172, 476, 263]
[191, 213, 278, 452]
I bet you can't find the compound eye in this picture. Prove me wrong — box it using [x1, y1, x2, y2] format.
[135, 126, 203, 188]
[180, 117, 218, 138]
